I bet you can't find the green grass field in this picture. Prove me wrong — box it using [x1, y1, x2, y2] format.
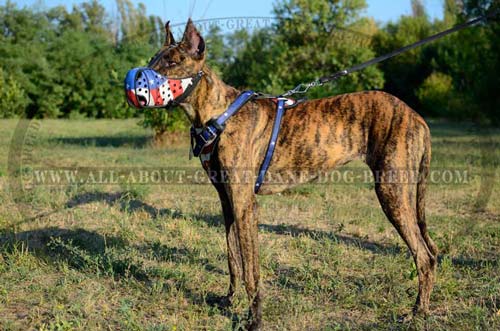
[0, 118, 499, 331]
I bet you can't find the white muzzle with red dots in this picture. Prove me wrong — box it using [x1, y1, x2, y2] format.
[124, 67, 203, 109]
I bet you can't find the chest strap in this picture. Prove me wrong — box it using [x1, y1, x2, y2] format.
[191, 90, 256, 157]
[254, 98, 286, 193]
[190, 92, 288, 194]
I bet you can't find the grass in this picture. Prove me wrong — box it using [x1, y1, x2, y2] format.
[0, 118, 499, 330]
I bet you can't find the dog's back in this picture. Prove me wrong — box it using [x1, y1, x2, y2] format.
[253, 91, 430, 195]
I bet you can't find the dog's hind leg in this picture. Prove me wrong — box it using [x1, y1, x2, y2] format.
[416, 135, 439, 257]
[367, 108, 437, 315]
[374, 177, 437, 315]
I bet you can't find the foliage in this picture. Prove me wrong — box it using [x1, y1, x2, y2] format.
[0, 68, 29, 118]
[373, 0, 499, 124]
[0, 0, 158, 119]
[223, 0, 384, 96]
[416, 72, 454, 117]
[372, 13, 435, 109]
[442, 0, 500, 124]
[138, 107, 189, 138]
[0, 0, 498, 125]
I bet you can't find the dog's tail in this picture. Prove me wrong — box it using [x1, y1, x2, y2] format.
[417, 127, 438, 256]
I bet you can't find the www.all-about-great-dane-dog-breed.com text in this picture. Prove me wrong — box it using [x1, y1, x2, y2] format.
[124, 19, 438, 330]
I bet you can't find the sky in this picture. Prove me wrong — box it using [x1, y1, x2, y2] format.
[10, 0, 445, 25]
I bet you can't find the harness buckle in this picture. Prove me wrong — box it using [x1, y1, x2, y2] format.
[206, 118, 225, 132]
[202, 126, 218, 144]
[191, 124, 220, 157]
[190, 91, 254, 160]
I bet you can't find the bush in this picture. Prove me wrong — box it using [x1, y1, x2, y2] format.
[0, 68, 30, 118]
[416, 72, 453, 117]
[138, 107, 189, 145]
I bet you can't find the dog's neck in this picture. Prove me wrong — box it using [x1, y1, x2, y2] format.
[180, 65, 240, 127]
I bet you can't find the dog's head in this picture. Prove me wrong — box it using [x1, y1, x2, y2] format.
[124, 19, 206, 108]
[148, 19, 206, 78]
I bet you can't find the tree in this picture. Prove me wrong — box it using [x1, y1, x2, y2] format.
[0, 0, 498, 125]
[372, 9, 436, 111]
[81, 0, 110, 36]
[0, 68, 29, 118]
[0, 0, 162, 119]
[204, 25, 238, 76]
[412, 0, 426, 17]
[444, 0, 461, 26]
[460, 0, 499, 123]
[225, 0, 384, 97]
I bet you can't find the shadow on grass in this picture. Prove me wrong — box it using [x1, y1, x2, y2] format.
[259, 223, 402, 256]
[52, 135, 150, 148]
[5, 189, 499, 329]
[0, 227, 228, 311]
[261, 224, 500, 269]
[65, 191, 183, 220]
[66, 191, 224, 226]
[59, 191, 500, 272]
[190, 213, 500, 271]
[66, 191, 403, 257]
[0, 227, 150, 277]
[441, 255, 499, 270]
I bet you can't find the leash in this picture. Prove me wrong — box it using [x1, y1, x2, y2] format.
[282, 11, 497, 97]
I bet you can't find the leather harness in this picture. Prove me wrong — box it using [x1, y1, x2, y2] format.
[190, 91, 298, 193]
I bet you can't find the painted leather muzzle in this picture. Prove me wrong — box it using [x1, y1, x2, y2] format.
[124, 67, 201, 109]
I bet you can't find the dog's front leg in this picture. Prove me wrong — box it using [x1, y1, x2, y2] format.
[225, 180, 262, 331]
[215, 184, 242, 305]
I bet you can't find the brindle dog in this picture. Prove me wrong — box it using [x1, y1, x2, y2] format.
[148, 20, 438, 330]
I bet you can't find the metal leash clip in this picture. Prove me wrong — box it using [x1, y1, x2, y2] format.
[282, 80, 323, 97]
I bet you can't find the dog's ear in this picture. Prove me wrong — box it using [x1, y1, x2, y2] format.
[181, 18, 205, 58]
[164, 21, 176, 45]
